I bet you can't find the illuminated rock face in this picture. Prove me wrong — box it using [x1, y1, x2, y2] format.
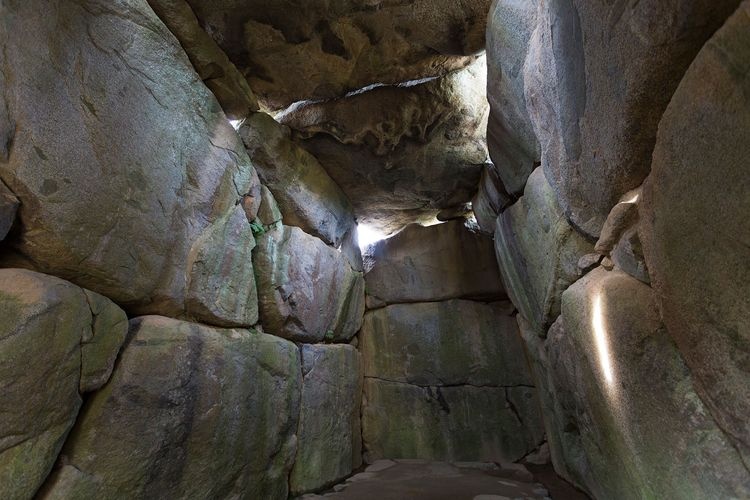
[520, 269, 748, 499]
[489, 1, 750, 497]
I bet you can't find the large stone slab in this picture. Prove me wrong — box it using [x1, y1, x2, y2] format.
[362, 379, 543, 463]
[524, 0, 740, 238]
[239, 112, 356, 248]
[537, 268, 749, 499]
[0, 0, 260, 327]
[360, 300, 531, 387]
[280, 59, 489, 233]
[39, 316, 301, 500]
[641, 0, 750, 465]
[184, 0, 489, 109]
[146, 0, 258, 118]
[494, 168, 592, 333]
[291, 345, 362, 495]
[486, 0, 541, 196]
[0, 269, 126, 500]
[365, 220, 504, 305]
[253, 225, 364, 343]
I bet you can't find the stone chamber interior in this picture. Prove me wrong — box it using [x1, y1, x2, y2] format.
[0, 1, 748, 499]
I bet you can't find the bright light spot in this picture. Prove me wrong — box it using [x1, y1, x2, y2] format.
[229, 119, 243, 130]
[622, 193, 639, 204]
[356, 224, 386, 251]
[591, 294, 615, 385]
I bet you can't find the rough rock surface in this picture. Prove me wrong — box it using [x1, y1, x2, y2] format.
[641, 0, 750, 465]
[532, 268, 749, 498]
[184, 0, 490, 109]
[524, 0, 741, 238]
[146, 0, 258, 118]
[0, 0, 261, 326]
[39, 316, 301, 500]
[0, 180, 18, 241]
[280, 59, 489, 233]
[365, 221, 504, 305]
[360, 300, 530, 387]
[494, 168, 592, 333]
[486, 0, 541, 196]
[0, 269, 126, 500]
[239, 113, 356, 247]
[471, 164, 512, 234]
[362, 379, 544, 463]
[291, 345, 362, 495]
[253, 225, 364, 343]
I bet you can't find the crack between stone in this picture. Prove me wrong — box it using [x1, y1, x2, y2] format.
[364, 375, 534, 390]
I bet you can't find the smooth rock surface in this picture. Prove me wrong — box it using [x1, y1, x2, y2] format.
[365, 221, 504, 305]
[253, 225, 364, 343]
[146, 0, 258, 118]
[184, 0, 490, 109]
[524, 0, 741, 237]
[291, 344, 362, 495]
[486, 0, 541, 196]
[39, 316, 301, 500]
[280, 59, 489, 233]
[494, 168, 592, 333]
[0, 0, 261, 326]
[0, 180, 18, 241]
[239, 113, 356, 248]
[0, 269, 125, 500]
[641, 0, 750, 464]
[360, 300, 530, 387]
[540, 268, 749, 498]
[362, 379, 543, 463]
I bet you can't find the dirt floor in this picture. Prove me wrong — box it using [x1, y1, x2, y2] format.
[298, 460, 590, 500]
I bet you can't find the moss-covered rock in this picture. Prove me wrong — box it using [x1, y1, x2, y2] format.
[494, 168, 592, 333]
[253, 225, 364, 343]
[38, 316, 301, 500]
[360, 300, 530, 387]
[291, 344, 362, 495]
[365, 220, 504, 305]
[362, 379, 543, 463]
[0, 269, 126, 500]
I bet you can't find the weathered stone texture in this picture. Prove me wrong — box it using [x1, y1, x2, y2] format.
[253, 225, 364, 343]
[280, 59, 489, 233]
[0, 0, 260, 326]
[291, 344, 363, 495]
[365, 220, 504, 305]
[239, 112, 356, 248]
[184, 0, 490, 109]
[641, 0, 750, 465]
[520, 269, 750, 499]
[486, 0, 541, 197]
[494, 168, 592, 333]
[524, 0, 741, 238]
[0, 269, 125, 500]
[360, 300, 530, 387]
[146, 0, 258, 118]
[39, 316, 301, 500]
[0, 180, 18, 241]
[362, 379, 543, 463]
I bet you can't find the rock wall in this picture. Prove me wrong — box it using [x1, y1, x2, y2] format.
[0, 0, 366, 497]
[485, 0, 750, 497]
[360, 222, 545, 463]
